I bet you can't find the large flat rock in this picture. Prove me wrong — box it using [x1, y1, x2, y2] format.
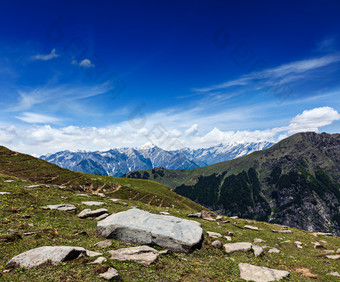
[97, 208, 203, 253]
[224, 242, 252, 254]
[42, 204, 77, 211]
[5, 246, 86, 268]
[239, 263, 290, 281]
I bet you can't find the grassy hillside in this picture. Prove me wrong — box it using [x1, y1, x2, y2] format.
[1, 175, 339, 281]
[0, 146, 202, 212]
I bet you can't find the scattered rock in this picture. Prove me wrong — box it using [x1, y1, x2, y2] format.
[0, 192, 10, 195]
[60, 196, 68, 200]
[8, 229, 18, 234]
[226, 257, 235, 261]
[321, 250, 334, 255]
[272, 229, 292, 234]
[95, 213, 110, 221]
[159, 249, 171, 255]
[312, 242, 324, 249]
[337, 248, 340, 254]
[24, 185, 41, 188]
[224, 242, 252, 254]
[238, 263, 290, 282]
[86, 250, 103, 257]
[97, 208, 203, 253]
[188, 212, 201, 218]
[211, 240, 222, 248]
[253, 238, 265, 243]
[99, 267, 119, 280]
[95, 240, 112, 248]
[81, 201, 104, 206]
[227, 232, 234, 236]
[230, 216, 238, 219]
[88, 256, 107, 265]
[108, 245, 159, 265]
[42, 204, 77, 212]
[312, 232, 333, 237]
[74, 231, 88, 236]
[4, 180, 14, 183]
[327, 272, 340, 277]
[326, 254, 340, 260]
[23, 232, 36, 236]
[160, 211, 170, 215]
[294, 241, 303, 249]
[224, 236, 232, 241]
[252, 245, 263, 257]
[207, 231, 222, 238]
[109, 198, 120, 202]
[78, 208, 108, 219]
[5, 246, 86, 268]
[244, 225, 259, 231]
[268, 248, 280, 254]
[222, 220, 230, 223]
[93, 193, 105, 198]
[201, 210, 215, 220]
[216, 216, 223, 220]
[76, 193, 90, 197]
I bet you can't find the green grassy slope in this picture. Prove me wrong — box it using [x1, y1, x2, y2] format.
[0, 175, 339, 281]
[0, 146, 202, 212]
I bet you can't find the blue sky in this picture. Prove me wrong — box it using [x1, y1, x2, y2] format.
[0, 0, 340, 155]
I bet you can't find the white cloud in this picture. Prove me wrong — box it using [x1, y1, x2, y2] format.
[1, 106, 339, 155]
[32, 48, 59, 61]
[15, 112, 62, 124]
[79, 59, 95, 68]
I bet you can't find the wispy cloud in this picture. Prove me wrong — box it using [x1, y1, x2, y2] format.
[72, 58, 95, 67]
[194, 55, 340, 93]
[15, 112, 62, 124]
[32, 48, 59, 61]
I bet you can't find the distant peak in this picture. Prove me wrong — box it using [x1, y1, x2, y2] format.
[140, 143, 157, 149]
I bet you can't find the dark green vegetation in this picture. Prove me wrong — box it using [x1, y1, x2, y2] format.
[125, 132, 340, 235]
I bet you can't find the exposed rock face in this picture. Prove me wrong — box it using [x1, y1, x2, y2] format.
[97, 208, 203, 253]
[42, 204, 77, 211]
[5, 246, 86, 268]
[107, 245, 159, 265]
[238, 263, 290, 282]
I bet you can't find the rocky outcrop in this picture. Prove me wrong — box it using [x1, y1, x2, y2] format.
[97, 208, 203, 253]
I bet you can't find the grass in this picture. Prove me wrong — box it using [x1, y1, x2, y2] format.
[1, 176, 339, 281]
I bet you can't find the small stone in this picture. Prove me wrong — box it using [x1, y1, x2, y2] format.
[282, 240, 291, 243]
[86, 250, 103, 257]
[159, 249, 171, 255]
[188, 212, 202, 218]
[76, 193, 90, 197]
[326, 254, 340, 260]
[60, 196, 68, 200]
[0, 192, 10, 195]
[82, 201, 104, 206]
[160, 211, 170, 215]
[224, 236, 232, 241]
[224, 242, 252, 254]
[216, 216, 223, 220]
[268, 248, 280, 253]
[226, 257, 235, 261]
[211, 240, 222, 248]
[272, 229, 292, 234]
[294, 241, 302, 245]
[207, 231, 222, 238]
[321, 250, 334, 255]
[252, 245, 263, 257]
[253, 238, 265, 243]
[239, 263, 290, 282]
[227, 232, 234, 236]
[109, 198, 120, 202]
[244, 225, 259, 231]
[4, 180, 14, 183]
[42, 204, 77, 212]
[78, 208, 108, 219]
[327, 272, 340, 277]
[8, 229, 18, 234]
[337, 248, 340, 254]
[201, 210, 215, 220]
[99, 267, 119, 280]
[88, 256, 107, 264]
[312, 242, 324, 249]
[23, 232, 37, 236]
[95, 240, 112, 248]
[95, 213, 110, 221]
[230, 216, 238, 219]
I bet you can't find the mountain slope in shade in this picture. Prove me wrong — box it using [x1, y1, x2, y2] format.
[125, 132, 340, 235]
[40, 142, 273, 177]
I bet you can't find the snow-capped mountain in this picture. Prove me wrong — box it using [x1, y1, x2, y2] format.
[40, 142, 273, 177]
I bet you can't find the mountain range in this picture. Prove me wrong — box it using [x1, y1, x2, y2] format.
[40, 141, 273, 177]
[125, 132, 340, 235]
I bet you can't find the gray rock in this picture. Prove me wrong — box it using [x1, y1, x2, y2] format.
[95, 240, 112, 248]
[88, 256, 107, 264]
[5, 246, 86, 268]
[4, 180, 14, 183]
[78, 208, 108, 219]
[42, 204, 77, 211]
[108, 245, 159, 265]
[109, 198, 120, 202]
[99, 267, 119, 280]
[227, 232, 234, 236]
[321, 250, 334, 254]
[211, 240, 222, 248]
[268, 248, 280, 253]
[159, 249, 171, 255]
[76, 193, 90, 197]
[224, 236, 232, 241]
[326, 254, 340, 260]
[239, 263, 290, 281]
[0, 192, 10, 195]
[160, 211, 170, 215]
[253, 238, 265, 243]
[95, 213, 110, 221]
[97, 208, 203, 253]
[244, 225, 259, 231]
[86, 250, 103, 257]
[206, 231, 222, 238]
[327, 272, 340, 277]
[337, 248, 340, 254]
[224, 242, 252, 254]
[252, 245, 263, 257]
[81, 201, 104, 206]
